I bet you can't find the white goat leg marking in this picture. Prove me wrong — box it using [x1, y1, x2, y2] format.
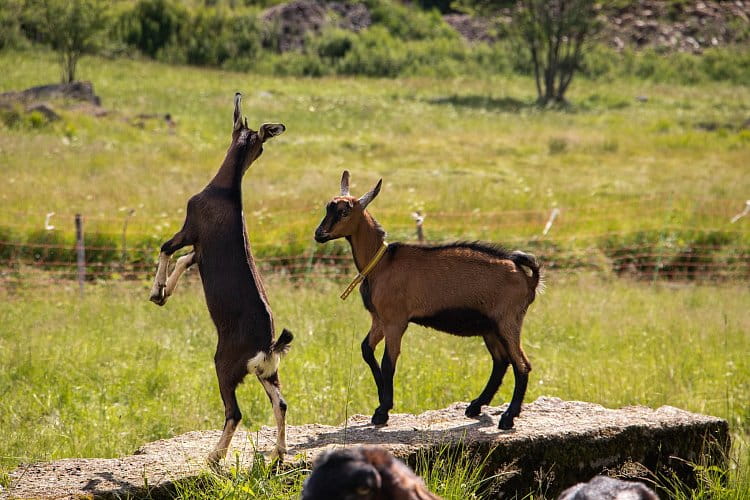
[150, 252, 170, 300]
[164, 252, 195, 297]
[209, 418, 239, 463]
[260, 378, 286, 458]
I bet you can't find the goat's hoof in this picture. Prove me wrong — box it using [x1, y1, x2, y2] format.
[207, 449, 225, 468]
[269, 448, 285, 463]
[371, 408, 389, 426]
[465, 402, 482, 418]
[498, 413, 515, 430]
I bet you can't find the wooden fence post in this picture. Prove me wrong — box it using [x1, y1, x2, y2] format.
[75, 213, 85, 295]
[121, 209, 135, 273]
[411, 211, 425, 243]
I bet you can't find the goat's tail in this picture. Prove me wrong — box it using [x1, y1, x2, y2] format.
[272, 328, 294, 355]
[247, 329, 293, 378]
[510, 251, 544, 301]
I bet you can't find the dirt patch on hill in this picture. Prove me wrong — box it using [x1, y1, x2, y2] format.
[261, 0, 371, 52]
[444, 1, 749, 52]
[602, 0, 750, 52]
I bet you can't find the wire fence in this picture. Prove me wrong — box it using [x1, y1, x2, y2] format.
[1, 198, 748, 290]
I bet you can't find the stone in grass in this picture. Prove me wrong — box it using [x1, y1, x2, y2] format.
[2, 397, 729, 499]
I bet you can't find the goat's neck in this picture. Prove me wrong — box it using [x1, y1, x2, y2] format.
[210, 146, 247, 191]
[348, 212, 385, 273]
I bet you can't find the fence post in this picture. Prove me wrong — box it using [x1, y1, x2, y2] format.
[121, 209, 135, 273]
[75, 213, 85, 296]
[730, 200, 750, 223]
[411, 211, 425, 243]
[542, 208, 560, 236]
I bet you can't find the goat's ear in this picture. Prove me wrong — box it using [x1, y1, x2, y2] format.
[340, 170, 350, 196]
[233, 93, 243, 131]
[259, 122, 286, 142]
[358, 179, 382, 209]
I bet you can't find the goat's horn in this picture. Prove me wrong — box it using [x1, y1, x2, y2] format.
[233, 93, 242, 131]
[358, 179, 382, 209]
[341, 170, 350, 196]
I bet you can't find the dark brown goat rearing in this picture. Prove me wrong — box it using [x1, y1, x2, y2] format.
[149, 94, 292, 463]
[315, 171, 541, 429]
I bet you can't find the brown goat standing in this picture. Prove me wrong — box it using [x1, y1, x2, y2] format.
[149, 94, 292, 463]
[314, 171, 541, 429]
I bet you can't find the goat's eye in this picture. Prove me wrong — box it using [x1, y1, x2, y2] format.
[340, 208, 350, 217]
[355, 486, 371, 496]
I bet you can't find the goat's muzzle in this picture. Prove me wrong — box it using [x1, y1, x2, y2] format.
[314, 229, 333, 243]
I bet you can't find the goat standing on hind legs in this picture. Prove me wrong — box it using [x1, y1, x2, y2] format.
[148, 93, 293, 464]
[314, 171, 541, 429]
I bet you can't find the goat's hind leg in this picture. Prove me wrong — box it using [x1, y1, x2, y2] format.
[466, 335, 510, 418]
[259, 372, 288, 461]
[208, 357, 245, 466]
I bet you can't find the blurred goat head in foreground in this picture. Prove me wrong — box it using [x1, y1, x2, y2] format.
[302, 446, 441, 500]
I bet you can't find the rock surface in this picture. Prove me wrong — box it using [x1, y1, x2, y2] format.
[444, 1, 750, 52]
[1, 397, 729, 499]
[0, 81, 101, 107]
[261, 0, 371, 52]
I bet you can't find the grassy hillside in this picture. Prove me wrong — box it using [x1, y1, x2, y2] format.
[1, 50, 748, 258]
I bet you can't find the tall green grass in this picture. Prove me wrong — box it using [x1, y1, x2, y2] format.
[1, 49, 748, 255]
[1, 274, 748, 497]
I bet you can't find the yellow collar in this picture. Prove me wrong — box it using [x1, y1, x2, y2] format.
[340, 241, 389, 300]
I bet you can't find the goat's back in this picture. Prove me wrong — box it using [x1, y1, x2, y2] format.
[369, 242, 536, 323]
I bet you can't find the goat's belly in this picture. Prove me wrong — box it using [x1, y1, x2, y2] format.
[198, 271, 269, 319]
[410, 307, 495, 336]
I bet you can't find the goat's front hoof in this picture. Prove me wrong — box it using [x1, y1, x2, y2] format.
[269, 447, 285, 463]
[371, 408, 389, 426]
[498, 413, 515, 430]
[465, 401, 482, 418]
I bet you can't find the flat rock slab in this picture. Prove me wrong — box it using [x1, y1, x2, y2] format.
[2, 397, 729, 499]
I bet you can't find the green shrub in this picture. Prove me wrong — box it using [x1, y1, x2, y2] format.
[117, 0, 188, 58]
[0, 0, 26, 49]
[0, 105, 24, 129]
[312, 28, 355, 61]
[580, 46, 750, 85]
[176, 8, 229, 66]
[366, 0, 457, 40]
[338, 26, 408, 77]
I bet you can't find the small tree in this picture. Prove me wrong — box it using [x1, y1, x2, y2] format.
[454, 0, 599, 105]
[516, 0, 599, 105]
[34, 0, 107, 83]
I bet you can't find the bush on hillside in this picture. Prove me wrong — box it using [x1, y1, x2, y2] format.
[6, 0, 749, 85]
[365, 0, 457, 40]
[117, 0, 188, 58]
[0, 0, 26, 49]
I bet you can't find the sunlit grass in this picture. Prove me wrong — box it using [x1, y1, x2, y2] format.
[1, 49, 748, 250]
[0, 274, 747, 497]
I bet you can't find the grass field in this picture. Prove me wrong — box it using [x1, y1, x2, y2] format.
[1, 47, 749, 497]
[0, 275, 748, 497]
[1, 49, 749, 250]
